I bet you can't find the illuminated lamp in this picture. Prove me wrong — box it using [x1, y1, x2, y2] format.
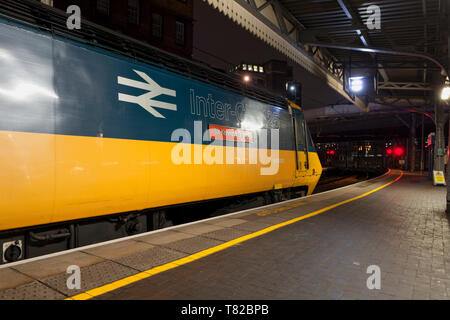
[394, 147, 404, 157]
[349, 76, 364, 93]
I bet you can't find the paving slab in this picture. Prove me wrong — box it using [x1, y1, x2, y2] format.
[175, 223, 224, 235]
[204, 218, 248, 228]
[135, 230, 195, 245]
[12, 251, 105, 279]
[82, 240, 154, 260]
[0, 268, 34, 291]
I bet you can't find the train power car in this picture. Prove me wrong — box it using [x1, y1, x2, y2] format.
[0, 1, 322, 263]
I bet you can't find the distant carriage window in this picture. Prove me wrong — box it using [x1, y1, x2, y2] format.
[176, 21, 185, 45]
[152, 13, 163, 38]
[127, 0, 140, 25]
[96, 0, 110, 15]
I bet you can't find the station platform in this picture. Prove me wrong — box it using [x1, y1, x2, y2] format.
[1, 170, 449, 300]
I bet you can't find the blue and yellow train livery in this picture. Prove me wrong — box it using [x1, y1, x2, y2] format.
[0, 3, 321, 262]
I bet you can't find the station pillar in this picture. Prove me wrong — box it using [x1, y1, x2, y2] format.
[420, 115, 425, 172]
[447, 110, 450, 213]
[434, 101, 446, 173]
[409, 113, 416, 172]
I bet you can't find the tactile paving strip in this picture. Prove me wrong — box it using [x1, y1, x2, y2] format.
[244, 213, 294, 224]
[114, 246, 187, 272]
[0, 280, 65, 300]
[40, 260, 138, 296]
[162, 236, 224, 254]
[232, 221, 273, 232]
[202, 228, 252, 242]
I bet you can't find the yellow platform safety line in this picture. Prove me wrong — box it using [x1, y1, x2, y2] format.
[67, 171, 403, 300]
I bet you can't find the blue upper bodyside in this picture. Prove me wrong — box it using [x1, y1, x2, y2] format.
[0, 19, 315, 152]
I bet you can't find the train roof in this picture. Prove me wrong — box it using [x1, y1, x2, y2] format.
[0, 0, 288, 109]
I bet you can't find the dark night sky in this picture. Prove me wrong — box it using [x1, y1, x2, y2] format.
[191, 0, 345, 111]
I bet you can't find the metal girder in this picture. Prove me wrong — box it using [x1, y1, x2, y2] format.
[271, 1, 288, 34]
[395, 115, 410, 128]
[249, 0, 303, 36]
[335, 0, 389, 82]
[336, 0, 368, 44]
[307, 111, 418, 130]
[247, 0, 257, 9]
[299, 17, 442, 37]
[255, 0, 272, 12]
[204, 0, 368, 111]
[334, 61, 440, 71]
[374, 95, 432, 106]
[378, 82, 434, 91]
[305, 42, 447, 76]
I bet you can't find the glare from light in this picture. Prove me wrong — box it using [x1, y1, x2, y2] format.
[290, 85, 296, 92]
[349, 76, 364, 93]
[0, 81, 58, 101]
[441, 87, 450, 100]
[0, 50, 14, 61]
[243, 75, 250, 82]
[394, 147, 404, 157]
[241, 120, 263, 130]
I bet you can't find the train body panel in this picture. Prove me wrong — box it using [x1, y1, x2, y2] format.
[0, 18, 322, 233]
[0, 128, 320, 231]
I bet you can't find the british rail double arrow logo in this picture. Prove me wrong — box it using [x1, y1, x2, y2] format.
[117, 70, 177, 118]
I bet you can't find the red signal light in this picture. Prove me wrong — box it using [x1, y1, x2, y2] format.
[329, 150, 335, 156]
[386, 148, 393, 155]
[394, 147, 404, 157]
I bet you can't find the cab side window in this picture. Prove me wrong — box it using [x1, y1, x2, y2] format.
[294, 113, 305, 151]
[306, 125, 315, 150]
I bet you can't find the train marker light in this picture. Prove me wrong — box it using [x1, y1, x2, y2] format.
[349, 76, 364, 93]
[243, 75, 251, 82]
